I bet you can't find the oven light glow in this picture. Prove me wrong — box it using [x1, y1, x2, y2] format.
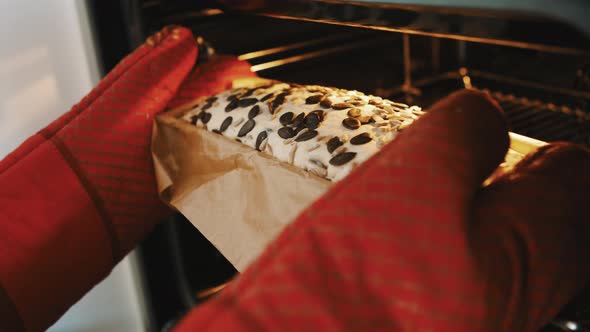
[462, 75, 473, 89]
[565, 321, 579, 330]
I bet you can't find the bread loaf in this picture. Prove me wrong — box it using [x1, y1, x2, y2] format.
[182, 81, 423, 181]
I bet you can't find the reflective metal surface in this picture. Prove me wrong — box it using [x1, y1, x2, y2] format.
[244, 0, 590, 55]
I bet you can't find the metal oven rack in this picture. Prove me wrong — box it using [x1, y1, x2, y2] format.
[242, 34, 590, 148]
[377, 69, 590, 147]
[495, 91, 590, 145]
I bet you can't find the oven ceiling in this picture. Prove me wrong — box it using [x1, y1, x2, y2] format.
[333, 0, 590, 36]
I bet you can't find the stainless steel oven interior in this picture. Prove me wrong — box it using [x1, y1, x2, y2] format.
[87, 1, 590, 331]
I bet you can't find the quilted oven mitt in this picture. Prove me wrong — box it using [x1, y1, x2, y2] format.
[0, 26, 255, 332]
[174, 90, 590, 332]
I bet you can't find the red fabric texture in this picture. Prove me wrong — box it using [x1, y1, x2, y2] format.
[0, 26, 199, 331]
[167, 55, 256, 109]
[0, 281, 21, 331]
[54, 26, 198, 258]
[473, 142, 590, 331]
[175, 90, 590, 332]
[0, 134, 46, 174]
[0, 142, 112, 332]
[0, 25, 259, 331]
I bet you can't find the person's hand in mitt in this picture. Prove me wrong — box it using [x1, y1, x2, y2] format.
[174, 90, 590, 332]
[1, 22, 588, 332]
[0, 26, 255, 332]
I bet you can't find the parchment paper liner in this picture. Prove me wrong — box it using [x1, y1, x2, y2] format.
[152, 79, 545, 271]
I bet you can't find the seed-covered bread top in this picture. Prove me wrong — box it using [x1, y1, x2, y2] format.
[182, 81, 424, 181]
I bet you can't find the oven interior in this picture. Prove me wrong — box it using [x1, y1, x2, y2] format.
[87, 1, 590, 331]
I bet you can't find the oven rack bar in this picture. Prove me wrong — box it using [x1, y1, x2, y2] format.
[239, 32, 392, 73]
[248, 36, 389, 72]
[142, 0, 590, 56]
[239, 32, 590, 145]
[238, 34, 354, 61]
[143, 2, 590, 56]
[385, 70, 590, 146]
[260, 13, 590, 57]
[239, 35, 590, 114]
[492, 91, 590, 145]
[176, 10, 590, 146]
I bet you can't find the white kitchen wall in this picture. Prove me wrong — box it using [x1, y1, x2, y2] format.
[0, 1, 147, 331]
[0, 0, 101, 156]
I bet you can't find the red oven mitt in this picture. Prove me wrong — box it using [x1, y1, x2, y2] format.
[474, 142, 590, 331]
[174, 90, 590, 332]
[0, 26, 197, 332]
[0, 26, 256, 331]
[167, 54, 256, 109]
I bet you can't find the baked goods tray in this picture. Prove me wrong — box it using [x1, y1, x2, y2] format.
[153, 77, 590, 330]
[152, 77, 547, 273]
